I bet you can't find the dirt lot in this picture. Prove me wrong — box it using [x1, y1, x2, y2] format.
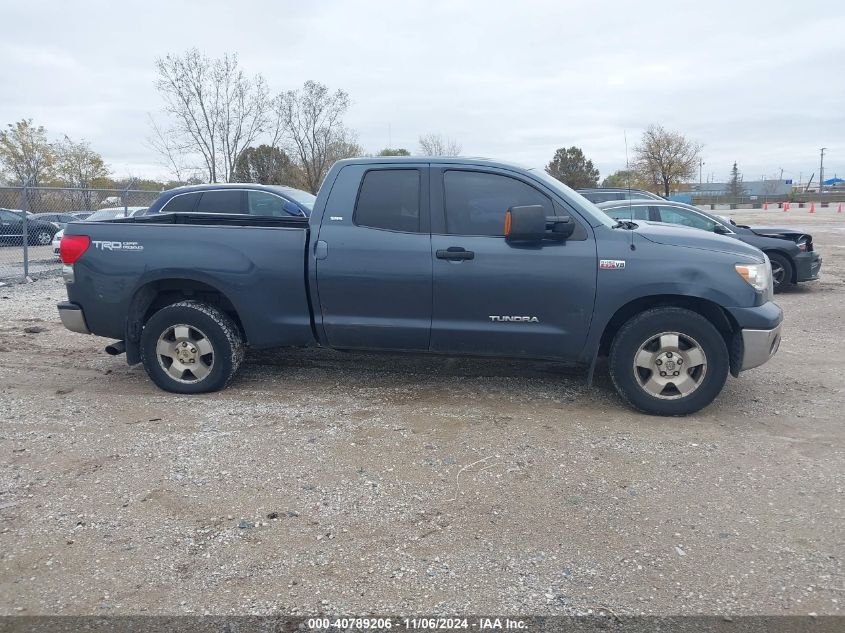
[0, 210, 843, 616]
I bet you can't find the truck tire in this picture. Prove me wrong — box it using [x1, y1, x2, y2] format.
[767, 251, 792, 293]
[609, 307, 729, 416]
[140, 300, 244, 394]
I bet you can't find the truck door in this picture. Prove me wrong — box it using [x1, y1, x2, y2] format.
[429, 167, 597, 359]
[315, 163, 432, 351]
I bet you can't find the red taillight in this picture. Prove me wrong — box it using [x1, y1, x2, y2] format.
[60, 235, 90, 264]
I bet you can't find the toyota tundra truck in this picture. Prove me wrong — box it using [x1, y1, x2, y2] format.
[56, 157, 783, 415]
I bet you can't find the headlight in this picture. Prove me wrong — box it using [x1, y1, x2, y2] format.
[735, 262, 770, 292]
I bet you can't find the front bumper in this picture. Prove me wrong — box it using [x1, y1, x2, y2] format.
[794, 250, 822, 282]
[57, 301, 90, 335]
[725, 301, 783, 375]
[739, 322, 782, 371]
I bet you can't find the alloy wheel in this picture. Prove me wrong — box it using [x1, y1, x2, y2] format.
[633, 331, 708, 400]
[155, 324, 214, 383]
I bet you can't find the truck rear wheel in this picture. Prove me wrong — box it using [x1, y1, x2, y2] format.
[609, 307, 729, 416]
[140, 300, 244, 394]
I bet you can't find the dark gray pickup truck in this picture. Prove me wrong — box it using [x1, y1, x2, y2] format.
[57, 157, 783, 415]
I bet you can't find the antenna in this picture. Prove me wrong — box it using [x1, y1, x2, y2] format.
[624, 130, 636, 251]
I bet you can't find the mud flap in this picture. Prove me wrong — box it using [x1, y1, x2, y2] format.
[729, 330, 743, 378]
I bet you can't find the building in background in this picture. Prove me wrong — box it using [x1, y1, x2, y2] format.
[687, 179, 793, 198]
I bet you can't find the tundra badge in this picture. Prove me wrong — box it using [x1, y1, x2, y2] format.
[489, 316, 539, 323]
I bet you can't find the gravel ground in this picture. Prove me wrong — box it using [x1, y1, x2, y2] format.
[0, 244, 60, 282]
[0, 211, 843, 616]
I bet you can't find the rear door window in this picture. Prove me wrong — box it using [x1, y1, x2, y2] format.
[656, 205, 717, 231]
[196, 190, 244, 214]
[161, 192, 200, 213]
[607, 205, 650, 221]
[354, 169, 421, 232]
[247, 191, 302, 217]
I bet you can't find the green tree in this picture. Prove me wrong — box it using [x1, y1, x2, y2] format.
[726, 161, 746, 198]
[0, 119, 54, 185]
[545, 146, 600, 188]
[633, 124, 701, 196]
[233, 144, 296, 185]
[53, 136, 109, 188]
[601, 169, 642, 188]
[377, 148, 411, 156]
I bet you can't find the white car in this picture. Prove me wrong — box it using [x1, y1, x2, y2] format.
[52, 229, 64, 258]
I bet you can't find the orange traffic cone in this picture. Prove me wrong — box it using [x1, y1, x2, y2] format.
[784, 201, 789, 212]
[810, 202, 815, 213]
[764, 201, 768, 210]
[838, 203, 842, 213]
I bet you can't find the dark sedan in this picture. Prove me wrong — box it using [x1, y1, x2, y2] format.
[0, 208, 60, 246]
[142, 183, 316, 218]
[598, 199, 822, 292]
[29, 212, 81, 229]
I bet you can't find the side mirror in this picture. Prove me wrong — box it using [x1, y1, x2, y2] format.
[505, 205, 546, 242]
[549, 216, 575, 239]
[714, 224, 731, 235]
[505, 205, 576, 243]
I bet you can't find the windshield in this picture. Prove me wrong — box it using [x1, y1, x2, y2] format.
[277, 187, 316, 211]
[527, 169, 616, 228]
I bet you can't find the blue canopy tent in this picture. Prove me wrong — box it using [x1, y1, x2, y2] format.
[823, 177, 843, 185]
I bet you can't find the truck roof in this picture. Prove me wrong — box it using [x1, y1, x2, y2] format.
[333, 156, 533, 170]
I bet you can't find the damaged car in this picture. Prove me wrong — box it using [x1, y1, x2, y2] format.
[598, 199, 822, 292]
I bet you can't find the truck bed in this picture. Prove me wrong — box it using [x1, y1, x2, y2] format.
[63, 213, 315, 349]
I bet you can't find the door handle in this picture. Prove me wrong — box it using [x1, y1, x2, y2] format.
[436, 247, 474, 261]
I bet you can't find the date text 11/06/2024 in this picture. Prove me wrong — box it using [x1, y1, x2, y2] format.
[307, 617, 528, 630]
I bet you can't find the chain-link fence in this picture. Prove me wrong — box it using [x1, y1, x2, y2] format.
[0, 186, 161, 282]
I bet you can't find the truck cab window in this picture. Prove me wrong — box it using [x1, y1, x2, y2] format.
[444, 170, 553, 236]
[354, 169, 420, 232]
[196, 190, 243, 214]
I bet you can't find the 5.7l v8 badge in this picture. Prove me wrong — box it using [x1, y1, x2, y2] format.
[599, 259, 626, 270]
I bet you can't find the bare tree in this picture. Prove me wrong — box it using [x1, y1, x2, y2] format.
[418, 133, 461, 156]
[726, 161, 746, 198]
[0, 119, 54, 185]
[272, 81, 353, 194]
[633, 124, 701, 196]
[152, 49, 270, 183]
[147, 114, 197, 183]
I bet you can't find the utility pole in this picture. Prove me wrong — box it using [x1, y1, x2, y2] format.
[819, 148, 826, 197]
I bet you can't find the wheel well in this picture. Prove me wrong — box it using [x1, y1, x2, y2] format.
[598, 295, 738, 358]
[126, 279, 246, 345]
[762, 249, 795, 283]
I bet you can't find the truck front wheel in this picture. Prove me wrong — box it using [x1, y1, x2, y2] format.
[609, 307, 729, 416]
[140, 300, 244, 394]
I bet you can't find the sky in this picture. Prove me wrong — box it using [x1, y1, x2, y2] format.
[1, 0, 843, 185]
